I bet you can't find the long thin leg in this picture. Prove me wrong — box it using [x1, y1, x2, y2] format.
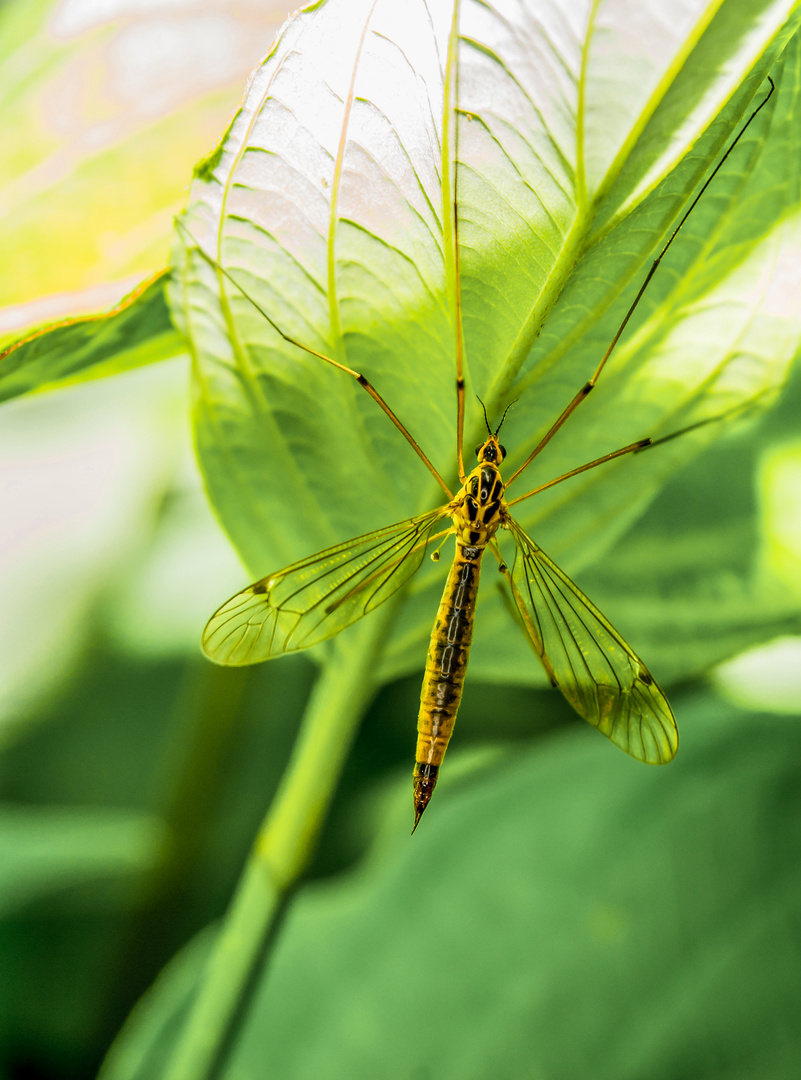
[179, 221, 454, 500]
[504, 77, 775, 491]
[506, 438, 651, 506]
[455, 207, 466, 483]
[505, 395, 765, 507]
[443, 3, 467, 483]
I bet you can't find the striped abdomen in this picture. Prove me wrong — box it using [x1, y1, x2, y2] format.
[413, 541, 484, 829]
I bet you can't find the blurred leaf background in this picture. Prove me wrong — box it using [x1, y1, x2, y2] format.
[1, 2, 801, 1080]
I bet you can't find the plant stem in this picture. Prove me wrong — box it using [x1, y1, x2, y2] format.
[160, 609, 394, 1080]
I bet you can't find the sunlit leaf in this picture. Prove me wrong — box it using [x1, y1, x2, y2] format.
[0, 273, 181, 403]
[172, 0, 801, 691]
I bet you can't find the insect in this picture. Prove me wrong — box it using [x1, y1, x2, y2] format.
[196, 78, 774, 832]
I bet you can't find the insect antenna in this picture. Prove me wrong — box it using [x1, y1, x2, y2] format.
[493, 400, 516, 438]
[504, 75, 776, 492]
[476, 396, 492, 436]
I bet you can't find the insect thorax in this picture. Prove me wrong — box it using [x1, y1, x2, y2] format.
[452, 462, 506, 548]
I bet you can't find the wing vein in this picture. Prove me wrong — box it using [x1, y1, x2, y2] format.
[503, 516, 678, 764]
[202, 508, 451, 664]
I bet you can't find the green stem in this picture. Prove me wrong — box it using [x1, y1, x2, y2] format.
[160, 608, 394, 1080]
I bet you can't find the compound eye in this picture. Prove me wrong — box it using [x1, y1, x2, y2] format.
[474, 443, 483, 458]
[499, 444, 507, 459]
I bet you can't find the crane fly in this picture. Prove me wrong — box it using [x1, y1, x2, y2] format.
[196, 77, 774, 832]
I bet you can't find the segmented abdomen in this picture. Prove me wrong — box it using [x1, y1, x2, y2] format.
[413, 541, 484, 827]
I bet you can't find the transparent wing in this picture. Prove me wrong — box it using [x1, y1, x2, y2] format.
[202, 509, 451, 665]
[504, 518, 678, 764]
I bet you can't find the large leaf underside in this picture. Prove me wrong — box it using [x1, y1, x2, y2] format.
[173, 0, 801, 684]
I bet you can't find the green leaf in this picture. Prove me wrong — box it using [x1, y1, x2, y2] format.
[97, 931, 215, 1080]
[473, 356, 801, 686]
[0, 806, 163, 915]
[227, 696, 801, 1080]
[103, 692, 801, 1080]
[0, 273, 182, 403]
[172, 0, 801, 694]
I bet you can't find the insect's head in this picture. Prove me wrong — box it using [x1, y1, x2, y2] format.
[474, 398, 514, 464]
[475, 435, 506, 464]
